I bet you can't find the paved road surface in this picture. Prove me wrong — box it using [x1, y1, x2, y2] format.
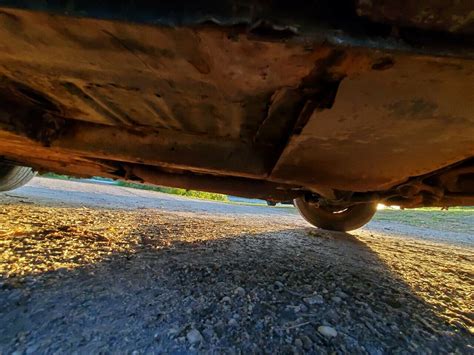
[0, 178, 472, 353]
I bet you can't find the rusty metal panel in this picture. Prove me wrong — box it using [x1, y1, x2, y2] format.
[270, 55, 474, 192]
[0, 5, 472, 203]
[356, 0, 474, 34]
[0, 8, 326, 140]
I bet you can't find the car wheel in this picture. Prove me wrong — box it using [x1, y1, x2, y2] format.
[293, 197, 377, 232]
[0, 162, 36, 192]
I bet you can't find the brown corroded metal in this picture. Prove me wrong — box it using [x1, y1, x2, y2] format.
[270, 54, 474, 192]
[0, 7, 472, 207]
[356, 0, 474, 34]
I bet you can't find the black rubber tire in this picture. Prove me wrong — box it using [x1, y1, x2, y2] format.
[293, 197, 377, 232]
[0, 163, 36, 192]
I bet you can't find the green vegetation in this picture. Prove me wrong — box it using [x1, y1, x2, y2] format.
[373, 207, 474, 234]
[40, 172, 75, 180]
[41, 173, 227, 201]
[117, 181, 228, 202]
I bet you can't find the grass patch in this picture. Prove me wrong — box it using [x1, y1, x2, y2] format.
[40, 172, 75, 180]
[117, 181, 228, 202]
[41, 173, 227, 202]
[373, 207, 474, 234]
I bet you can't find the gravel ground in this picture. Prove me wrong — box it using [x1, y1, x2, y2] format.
[0, 178, 473, 354]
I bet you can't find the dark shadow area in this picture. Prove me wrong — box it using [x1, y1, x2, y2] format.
[1, 215, 471, 354]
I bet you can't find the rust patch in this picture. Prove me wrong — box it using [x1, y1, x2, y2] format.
[371, 56, 395, 70]
[386, 99, 438, 117]
[0, 77, 66, 146]
[8, 80, 60, 114]
[0, 10, 22, 33]
[356, 0, 474, 34]
[255, 49, 346, 144]
[29, 113, 66, 147]
[186, 57, 211, 74]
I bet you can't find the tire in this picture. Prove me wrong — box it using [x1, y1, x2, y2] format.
[266, 201, 277, 206]
[293, 197, 377, 232]
[0, 163, 36, 192]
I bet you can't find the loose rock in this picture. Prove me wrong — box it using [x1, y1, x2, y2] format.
[303, 295, 324, 305]
[228, 318, 238, 327]
[274, 281, 284, 290]
[318, 325, 338, 338]
[186, 329, 203, 344]
[294, 338, 303, 347]
[234, 287, 246, 297]
[300, 335, 313, 350]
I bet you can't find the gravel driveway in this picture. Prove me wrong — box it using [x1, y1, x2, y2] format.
[1, 178, 473, 354]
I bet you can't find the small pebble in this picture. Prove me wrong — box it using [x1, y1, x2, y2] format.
[167, 328, 178, 337]
[294, 338, 303, 347]
[303, 295, 324, 305]
[300, 335, 313, 350]
[336, 291, 349, 299]
[274, 281, 284, 289]
[186, 329, 203, 344]
[228, 318, 239, 327]
[318, 325, 338, 338]
[234, 287, 246, 297]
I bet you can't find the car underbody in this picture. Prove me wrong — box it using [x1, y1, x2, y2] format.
[0, 1, 473, 221]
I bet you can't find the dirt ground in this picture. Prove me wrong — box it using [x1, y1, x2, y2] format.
[1, 178, 473, 354]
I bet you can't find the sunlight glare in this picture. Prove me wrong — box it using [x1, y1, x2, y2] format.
[377, 203, 401, 210]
